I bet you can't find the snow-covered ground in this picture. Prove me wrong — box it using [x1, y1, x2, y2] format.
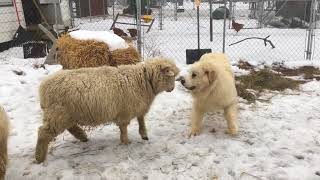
[0, 2, 320, 179]
[1, 48, 320, 180]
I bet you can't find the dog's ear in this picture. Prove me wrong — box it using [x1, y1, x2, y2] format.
[204, 69, 216, 84]
[161, 65, 175, 77]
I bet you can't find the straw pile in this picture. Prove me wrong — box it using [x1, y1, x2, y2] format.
[56, 35, 140, 69]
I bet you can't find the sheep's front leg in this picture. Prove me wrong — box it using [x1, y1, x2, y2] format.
[137, 116, 148, 140]
[118, 123, 131, 145]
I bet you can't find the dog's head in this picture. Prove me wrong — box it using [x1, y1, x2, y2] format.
[146, 58, 180, 93]
[177, 61, 216, 93]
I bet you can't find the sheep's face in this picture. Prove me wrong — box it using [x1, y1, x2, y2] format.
[149, 59, 180, 93]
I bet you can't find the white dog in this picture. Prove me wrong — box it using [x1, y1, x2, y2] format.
[178, 53, 238, 136]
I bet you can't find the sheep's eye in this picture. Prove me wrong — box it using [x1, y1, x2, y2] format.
[192, 73, 197, 78]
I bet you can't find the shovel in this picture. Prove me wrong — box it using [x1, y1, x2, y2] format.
[186, 0, 211, 64]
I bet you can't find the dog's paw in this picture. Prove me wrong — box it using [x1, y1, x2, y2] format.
[225, 129, 238, 136]
[189, 129, 201, 137]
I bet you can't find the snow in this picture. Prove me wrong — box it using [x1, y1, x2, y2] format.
[282, 61, 320, 69]
[69, 30, 129, 51]
[1, 4, 320, 178]
[1, 48, 320, 180]
[232, 66, 251, 76]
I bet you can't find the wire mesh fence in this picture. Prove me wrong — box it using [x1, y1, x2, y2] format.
[0, 0, 319, 64]
[143, 0, 320, 64]
[225, 0, 320, 63]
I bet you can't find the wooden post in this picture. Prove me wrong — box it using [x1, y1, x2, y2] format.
[38, 24, 59, 65]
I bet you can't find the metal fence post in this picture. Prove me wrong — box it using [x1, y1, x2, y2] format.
[228, 0, 232, 29]
[54, 2, 58, 31]
[306, 0, 317, 60]
[102, 0, 106, 19]
[174, 0, 177, 21]
[209, 0, 213, 42]
[79, 0, 82, 18]
[136, 0, 142, 56]
[197, 2, 200, 50]
[113, 0, 115, 20]
[222, 0, 227, 53]
[68, 0, 75, 27]
[258, 0, 264, 28]
[159, 0, 163, 30]
[89, 0, 92, 22]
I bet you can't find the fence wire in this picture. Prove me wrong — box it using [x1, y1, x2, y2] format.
[0, 0, 319, 64]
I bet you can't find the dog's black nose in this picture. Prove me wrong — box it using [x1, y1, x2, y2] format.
[176, 76, 185, 85]
[180, 78, 185, 85]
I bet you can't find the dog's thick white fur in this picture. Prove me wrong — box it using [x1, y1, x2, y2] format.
[179, 53, 238, 136]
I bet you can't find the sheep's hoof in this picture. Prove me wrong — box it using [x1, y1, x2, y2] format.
[34, 157, 45, 164]
[34, 152, 46, 164]
[142, 137, 149, 140]
[121, 140, 131, 145]
[35, 143, 48, 164]
[33, 159, 43, 164]
[80, 137, 89, 142]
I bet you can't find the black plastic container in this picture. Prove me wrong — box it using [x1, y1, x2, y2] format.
[186, 49, 212, 64]
[23, 42, 48, 59]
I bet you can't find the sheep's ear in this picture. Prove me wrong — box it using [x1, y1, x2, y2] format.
[204, 69, 216, 84]
[161, 66, 175, 77]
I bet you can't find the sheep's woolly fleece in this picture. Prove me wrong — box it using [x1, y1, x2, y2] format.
[0, 105, 9, 180]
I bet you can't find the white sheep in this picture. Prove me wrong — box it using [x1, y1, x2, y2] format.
[0, 105, 9, 180]
[35, 57, 180, 163]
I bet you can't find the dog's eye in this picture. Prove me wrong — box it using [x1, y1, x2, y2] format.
[192, 73, 197, 78]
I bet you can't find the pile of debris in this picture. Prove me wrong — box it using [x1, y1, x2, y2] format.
[235, 60, 319, 103]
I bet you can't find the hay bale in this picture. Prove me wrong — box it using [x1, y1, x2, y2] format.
[57, 35, 112, 69]
[56, 35, 140, 69]
[110, 46, 140, 65]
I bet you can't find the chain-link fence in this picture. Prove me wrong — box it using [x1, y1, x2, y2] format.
[0, 0, 319, 64]
[141, 0, 320, 64]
